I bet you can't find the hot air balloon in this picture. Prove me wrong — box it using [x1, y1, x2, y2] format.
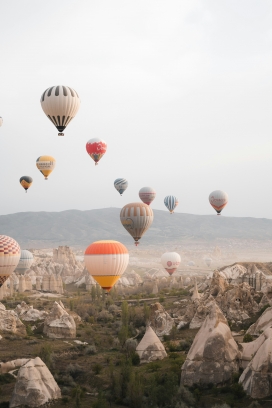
[16, 250, 34, 275]
[19, 176, 33, 193]
[114, 178, 128, 196]
[84, 240, 129, 292]
[0, 235, 21, 287]
[205, 258, 212, 267]
[36, 156, 56, 180]
[0, 117, 3, 127]
[139, 187, 156, 205]
[120, 202, 154, 246]
[40, 86, 80, 136]
[164, 195, 178, 214]
[209, 190, 228, 215]
[161, 252, 181, 276]
[188, 261, 195, 267]
[86, 138, 107, 165]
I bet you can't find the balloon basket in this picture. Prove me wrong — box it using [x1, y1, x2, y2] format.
[45, 177, 48, 180]
[58, 133, 64, 136]
[95, 162, 98, 166]
[134, 242, 139, 247]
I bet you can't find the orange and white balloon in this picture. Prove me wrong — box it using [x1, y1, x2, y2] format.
[0, 235, 21, 287]
[139, 187, 156, 205]
[84, 240, 129, 292]
[161, 252, 181, 276]
[120, 202, 154, 246]
[209, 190, 228, 215]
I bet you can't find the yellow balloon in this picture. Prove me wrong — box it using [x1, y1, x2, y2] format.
[36, 156, 56, 180]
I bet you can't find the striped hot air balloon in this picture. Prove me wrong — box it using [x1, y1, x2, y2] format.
[114, 178, 128, 196]
[139, 187, 156, 205]
[120, 202, 154, 246]
[209, 190, 228, 215]
[84, 240, 129, 292]
[86, 138, 107, 165]
[40, 86, 80, 136]
[20, 176, 33, 193]
[164, 195, 178, 214]
[36, 156, 56, 180]
[161, 252, 181, 276]
[16, 250, 34, 274]
[0, 235, 21, 287]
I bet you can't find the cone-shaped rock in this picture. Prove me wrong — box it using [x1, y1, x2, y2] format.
[239, 328, 272, 398]
[136, 325, 167, 363]
[180, 303, 239, 386]
[10, 357, 61, 407]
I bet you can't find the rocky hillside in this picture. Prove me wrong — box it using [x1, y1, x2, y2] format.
[1, 208, 272, 248]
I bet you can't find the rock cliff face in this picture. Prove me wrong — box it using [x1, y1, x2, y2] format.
[239, 328, 272, 398]
[9, 357, 61, 407]
[150, 302, 174, 337]
[247, 306, 272, 336]
[238, 328, 272, 369]
[136, 326, 167, 363]
[180, 303, 239, 386]
[43, 301, 76, 338]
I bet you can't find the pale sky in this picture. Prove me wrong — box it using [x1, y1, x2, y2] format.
[1, 0, 272, 218]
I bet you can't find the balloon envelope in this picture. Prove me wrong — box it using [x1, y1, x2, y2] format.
[161, 252, 181, 276]
[164, 195, 178, 213]
[0, 235, 21, 287]
[120, 202, 154, 246]
[114, 178, 128, 196]
[40, 85, 80, 135]
[16, 250, 34, 274]
[20, 176, 33, 192]
[36, 156, 56, 180]
[139, 187, 156, 205]
[86, 138, 107, 165]
[209, 190, 228, 214]
[84, 240, 129, 292]
[0, 117, 3, 127]
[205, 258, 212, 267]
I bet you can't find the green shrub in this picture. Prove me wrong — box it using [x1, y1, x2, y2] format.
[259, 304, 270, 314]
[243, 333, 253, 343]
[93, 363, 103, 375]
[131, 352, 140, 366]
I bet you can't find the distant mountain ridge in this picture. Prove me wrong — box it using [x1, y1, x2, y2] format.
[0, 208, 272, 249]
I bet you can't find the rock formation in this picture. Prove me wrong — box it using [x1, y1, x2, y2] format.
[25, 275, 32, 291]
[53, 245, 76, 265]
[191, 279, 200, 301]
[136, 325, 167, 363]
[209, 271, 229, 296]
[42, 275, 50, 291]
[0, 358, 29, 374]
[43, 301, 76, 338]
[15, 302, 48, 321]
[18, 275, 26, 293]
[0, 304, 26, 336]
[150, 302, 174, 337]
[189, 296, 215, 329]
[247, 306, 272, 336]
[36, 277, 41, 291]
[10, 357, 61, 407]
[180, 303, 239, 386]
[238, 328, 272, 369]
[239, 328, 272, 398]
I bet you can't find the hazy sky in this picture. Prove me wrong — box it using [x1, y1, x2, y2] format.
[1, 0, 272, 218]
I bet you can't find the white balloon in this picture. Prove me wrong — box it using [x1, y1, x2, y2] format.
[209, 190, 228, 214]
[161, 252, 181, 275]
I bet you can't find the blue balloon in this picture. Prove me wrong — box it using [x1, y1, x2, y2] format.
[164, 195, 178, 213]
[114, 178, 128, 196]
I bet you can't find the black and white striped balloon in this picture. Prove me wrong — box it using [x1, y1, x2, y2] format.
[40, 86, 80, 136]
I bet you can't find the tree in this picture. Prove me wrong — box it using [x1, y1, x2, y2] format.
[91, 286, 96, 302]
